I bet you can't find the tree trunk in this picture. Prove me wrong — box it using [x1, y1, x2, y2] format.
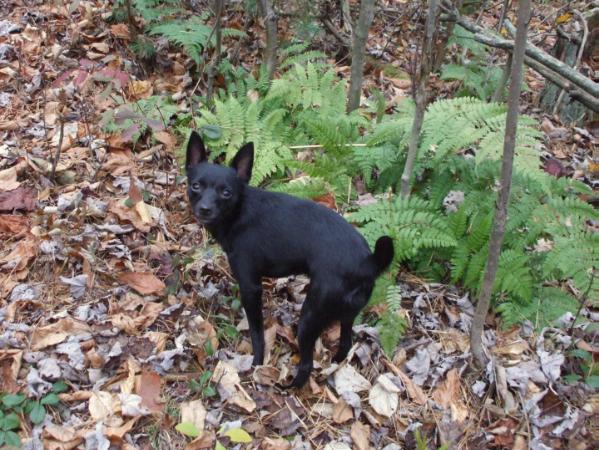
[346, 0, 376, 113]
[258, 0, 278, 81]
[206, 0, 224, 103]
[470, 0, 532, 369]
[399, 0, 439, 198]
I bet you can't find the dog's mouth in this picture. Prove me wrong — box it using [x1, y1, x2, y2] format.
[194, 213, 217, 225]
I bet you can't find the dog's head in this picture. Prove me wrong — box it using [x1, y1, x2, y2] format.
[185, 130, 254, 225]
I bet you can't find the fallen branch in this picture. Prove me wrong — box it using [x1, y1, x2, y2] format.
[524, 56, 599, 112]
[440, 8, 599, 99]
[503, 19, 599, 98]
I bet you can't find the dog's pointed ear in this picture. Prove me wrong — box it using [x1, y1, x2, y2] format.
[186, 130, 207, 172]
[231, 143, 254, 184]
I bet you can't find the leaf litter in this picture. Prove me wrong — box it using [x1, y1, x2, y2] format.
[0, 0, 596, 449]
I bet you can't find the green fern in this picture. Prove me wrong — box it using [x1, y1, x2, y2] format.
[149, 16, 244, 66]
[193, 96, 292, 184]
[348, 196, 457, 262]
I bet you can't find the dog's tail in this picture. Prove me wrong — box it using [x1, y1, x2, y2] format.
[370, 236, 394, 276]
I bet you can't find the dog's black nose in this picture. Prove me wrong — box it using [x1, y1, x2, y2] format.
[199, 206, 212, 216]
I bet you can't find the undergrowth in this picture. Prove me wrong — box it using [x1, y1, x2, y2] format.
[102, 33, 596, 356]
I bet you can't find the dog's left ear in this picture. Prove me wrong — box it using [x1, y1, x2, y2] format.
[231, 143, 254, 184]
[186, 130, 207, 172]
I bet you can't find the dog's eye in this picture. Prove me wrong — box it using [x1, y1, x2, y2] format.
[222, 188, 232, 199]
[191, 182, 201, 191]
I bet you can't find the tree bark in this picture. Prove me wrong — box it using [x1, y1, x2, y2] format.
[206, 0, 224, 103]
[470, 0, 531, 369]
[399, 0, 439, 198]
[258, 0, 278, 81]
[346, 0, 376, 113]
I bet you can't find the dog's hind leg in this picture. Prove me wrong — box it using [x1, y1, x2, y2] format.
[287, 283, 334, 388]
[332, 285, 372, 363]
[333, 319, 354, 363]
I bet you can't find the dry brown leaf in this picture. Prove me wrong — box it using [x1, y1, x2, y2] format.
[0, 215, 29, 235]
[110, 23, 131, 40]
[128, 80, 153, 100]
[89, 391, 118, 421]
[184, 431, 215, 450]
[432, 368, 468, 423]
[105, 417, 139, 440]
[144, 331, 168, 352]
[0, 349, 22, 393]
[390, 364, 427, 405]
[135, 370, 164, 414]
[332, 398, 353, 424]
[350, 422, 370, 450]
[30, 318, 91, 351]
[0, 167, 20, 191]
[253, 366, 280, 386]
[0, 186, 36, 212]
[154, 131, 176, 151]
[43, 424, 78, 442]
[90, 42, 109, 53]
[261, 438, 291, 450]
[0, 236, 37, 271]
[119, 272, 165, 295]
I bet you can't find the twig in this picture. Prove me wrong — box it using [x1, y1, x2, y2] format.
[553, 9, 588, 115]
[50, 117, 65, 183]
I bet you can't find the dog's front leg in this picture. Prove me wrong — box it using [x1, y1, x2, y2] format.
[238, 280, 265, 365]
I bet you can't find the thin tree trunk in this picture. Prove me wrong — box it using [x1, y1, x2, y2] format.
[399, 0, 439, 198]
[206, 0, 224, 103]
[346, 0, 376, 113]
[470, 0, 532, 368]
[258, 0, 278, 81]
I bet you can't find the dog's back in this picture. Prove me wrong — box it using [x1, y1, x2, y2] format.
[211, 186, 375, 280]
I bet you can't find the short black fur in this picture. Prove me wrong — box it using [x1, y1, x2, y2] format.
[186, 131, 394, 388]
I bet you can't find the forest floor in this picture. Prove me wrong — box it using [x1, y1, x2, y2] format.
[0, 0, 597, 449]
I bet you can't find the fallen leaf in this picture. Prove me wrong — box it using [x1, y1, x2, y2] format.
[223, 428, 252, 444]
[135, 370, 163, 414]
[0, 214, 29, 234]
[180, 399, 207, 434]
[261, 437, 291, 450]
[0, 350, 22, 393]
[333, 364, 371, 394]
[253, 366, 280, 386]
[351, 421, 370, 450]
[0, 186, 36, 212]
[119, 272, 165, 295]
[332, 398, 353, 424]
[432, 368, 468, 423]
[368, 374, 400, 417]
[110, 23, 131, 40]
[128, 80, 153, 100]
[89, 391, 118, 421]
[0, 237, 37, 271]
[30, 318, 91, 351]
[0, 166, 20, 191]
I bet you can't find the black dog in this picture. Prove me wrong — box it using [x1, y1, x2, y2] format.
[186, 131, 393, 388]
